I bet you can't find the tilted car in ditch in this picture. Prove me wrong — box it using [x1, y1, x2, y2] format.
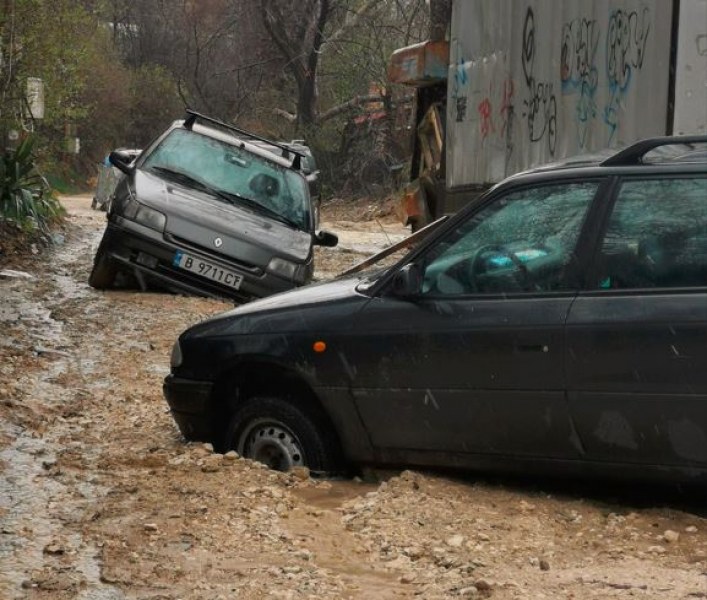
[88, 110, 337, 302]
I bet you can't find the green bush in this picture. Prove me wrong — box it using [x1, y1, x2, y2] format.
[0, 137, 63, 231]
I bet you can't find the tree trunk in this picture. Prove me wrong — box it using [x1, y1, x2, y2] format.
[429, 0, 452, 41]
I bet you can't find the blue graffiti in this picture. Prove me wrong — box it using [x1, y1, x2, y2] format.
[561, 18, 600, 148]
[604, 8, 650, 143]
[452, 55, 469, 122]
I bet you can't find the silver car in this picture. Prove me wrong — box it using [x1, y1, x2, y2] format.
[88, 111, 338, 301]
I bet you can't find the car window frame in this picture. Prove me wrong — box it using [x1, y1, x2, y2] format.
[583, 173, 707, 295]
[374, 176, 610, 301]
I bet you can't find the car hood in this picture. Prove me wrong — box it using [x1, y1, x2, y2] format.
[187, 276, 371, 336]
[132, 169, 313, 262]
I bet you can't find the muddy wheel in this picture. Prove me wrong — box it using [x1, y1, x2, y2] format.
[226, 396, 342, 475]
[88, 248, 117, 289]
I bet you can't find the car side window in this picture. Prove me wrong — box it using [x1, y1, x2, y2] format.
[596, 178, 707, 290]
[421, 182, 598, 295]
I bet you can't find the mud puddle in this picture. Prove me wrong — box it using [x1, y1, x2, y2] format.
[0, 198, 128, 599]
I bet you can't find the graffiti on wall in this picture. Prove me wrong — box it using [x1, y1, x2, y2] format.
[561, 17, 600, 147]
[604, 7, 651, 143]
[453, 55, 469, 123]
[521, 8, 557, 155]
[460, 2, 659, 169]
[476, 79, 516, 154]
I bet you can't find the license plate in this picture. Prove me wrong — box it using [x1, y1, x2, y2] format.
[172, 251, 243, 290]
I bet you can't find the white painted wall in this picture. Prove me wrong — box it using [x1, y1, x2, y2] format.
[674, 0, 707, 135]
[447, 0, 676, 187]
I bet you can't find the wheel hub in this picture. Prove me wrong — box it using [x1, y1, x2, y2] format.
[242, 423, 305, 471]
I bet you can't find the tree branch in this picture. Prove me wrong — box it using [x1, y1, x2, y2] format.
[321, 0, 384, 52]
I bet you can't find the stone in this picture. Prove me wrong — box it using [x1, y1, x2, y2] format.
[144, 523, 158, 532]
[291, 466, 310, 481]
[663, 530, 680, 543]
[201, 461, 221, 473]
[282, 565, 302, 575]
[224, 450, 240, 461]
[539, 559, 550, 571]
[474, 579, 493, 591]
[404, 546, 424, 560]
[400, 573, 416, 584]
[43, 542, 65, 555]
[685, 526, 698, 534]
[446, 534, 465, 548]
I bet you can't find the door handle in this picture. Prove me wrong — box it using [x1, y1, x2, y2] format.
[517, 344, 549, 353]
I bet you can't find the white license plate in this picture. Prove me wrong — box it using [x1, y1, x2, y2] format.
[172, 251, 243, 290]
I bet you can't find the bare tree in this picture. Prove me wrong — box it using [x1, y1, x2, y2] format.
[260, 0, 388, 128]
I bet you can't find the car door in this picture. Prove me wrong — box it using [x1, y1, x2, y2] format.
[346, 180, 602, 461]
[566, 176, 707, 469]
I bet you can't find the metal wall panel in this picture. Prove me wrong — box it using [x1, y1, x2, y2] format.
[447, 0, 673, 187]
[674, 0, 707, 135]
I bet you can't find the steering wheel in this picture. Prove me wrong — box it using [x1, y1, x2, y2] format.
[470, 244, 530, 291]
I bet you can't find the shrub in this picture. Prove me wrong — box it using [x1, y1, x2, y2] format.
[0, 137, 63, 231]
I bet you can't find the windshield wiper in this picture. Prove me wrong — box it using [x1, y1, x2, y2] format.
[214, 189, 303, 230]
[148, 166, 214, 193]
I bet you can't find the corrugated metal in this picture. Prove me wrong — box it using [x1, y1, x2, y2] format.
[674, 0, 707, 135]
[447, 0, 673, 187]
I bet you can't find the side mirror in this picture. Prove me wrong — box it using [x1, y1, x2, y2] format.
[391, 263, 422, 297]
[109, 150, 135, 175]
[313, 229, 338, 247]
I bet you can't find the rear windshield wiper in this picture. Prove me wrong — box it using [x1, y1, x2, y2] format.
[214, 189, 303, 231]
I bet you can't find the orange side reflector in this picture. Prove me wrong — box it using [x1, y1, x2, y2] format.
[313, 341, 327, 353]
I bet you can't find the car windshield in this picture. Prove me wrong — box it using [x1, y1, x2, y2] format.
[142, 128, 310, 231]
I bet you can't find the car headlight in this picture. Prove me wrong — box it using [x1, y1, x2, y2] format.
[134, 205, 166, 231]
[121, 194, 166, 231]
[170, 339, 183, 369]
[267, 257, 308, 284]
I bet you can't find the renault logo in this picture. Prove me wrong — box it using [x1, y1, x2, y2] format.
[214, 237, 223, 248]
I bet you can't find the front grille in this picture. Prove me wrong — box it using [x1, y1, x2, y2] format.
[165, 233, 262, 275]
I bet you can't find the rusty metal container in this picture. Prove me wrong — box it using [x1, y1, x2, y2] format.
[388, 40, 449, 87]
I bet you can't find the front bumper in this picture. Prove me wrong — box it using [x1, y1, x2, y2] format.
[163, 374, 215, 441]
[100, 217, 299, 301]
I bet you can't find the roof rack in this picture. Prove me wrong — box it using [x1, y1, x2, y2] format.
[601, 135, 707, 167]
[183, 109, 303, 170]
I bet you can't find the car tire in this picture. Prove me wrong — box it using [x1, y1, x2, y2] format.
[88, 248, 117, 289]
[226, 396, 343, 475]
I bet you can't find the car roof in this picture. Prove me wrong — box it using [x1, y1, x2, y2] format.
[505, 135, 707, 184]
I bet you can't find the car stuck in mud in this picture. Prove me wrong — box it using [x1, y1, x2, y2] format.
[164, 136, 707, 482]
[88, 110, 338, 302]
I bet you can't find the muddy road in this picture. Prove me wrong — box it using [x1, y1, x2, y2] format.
[1, 196, 706, 599]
